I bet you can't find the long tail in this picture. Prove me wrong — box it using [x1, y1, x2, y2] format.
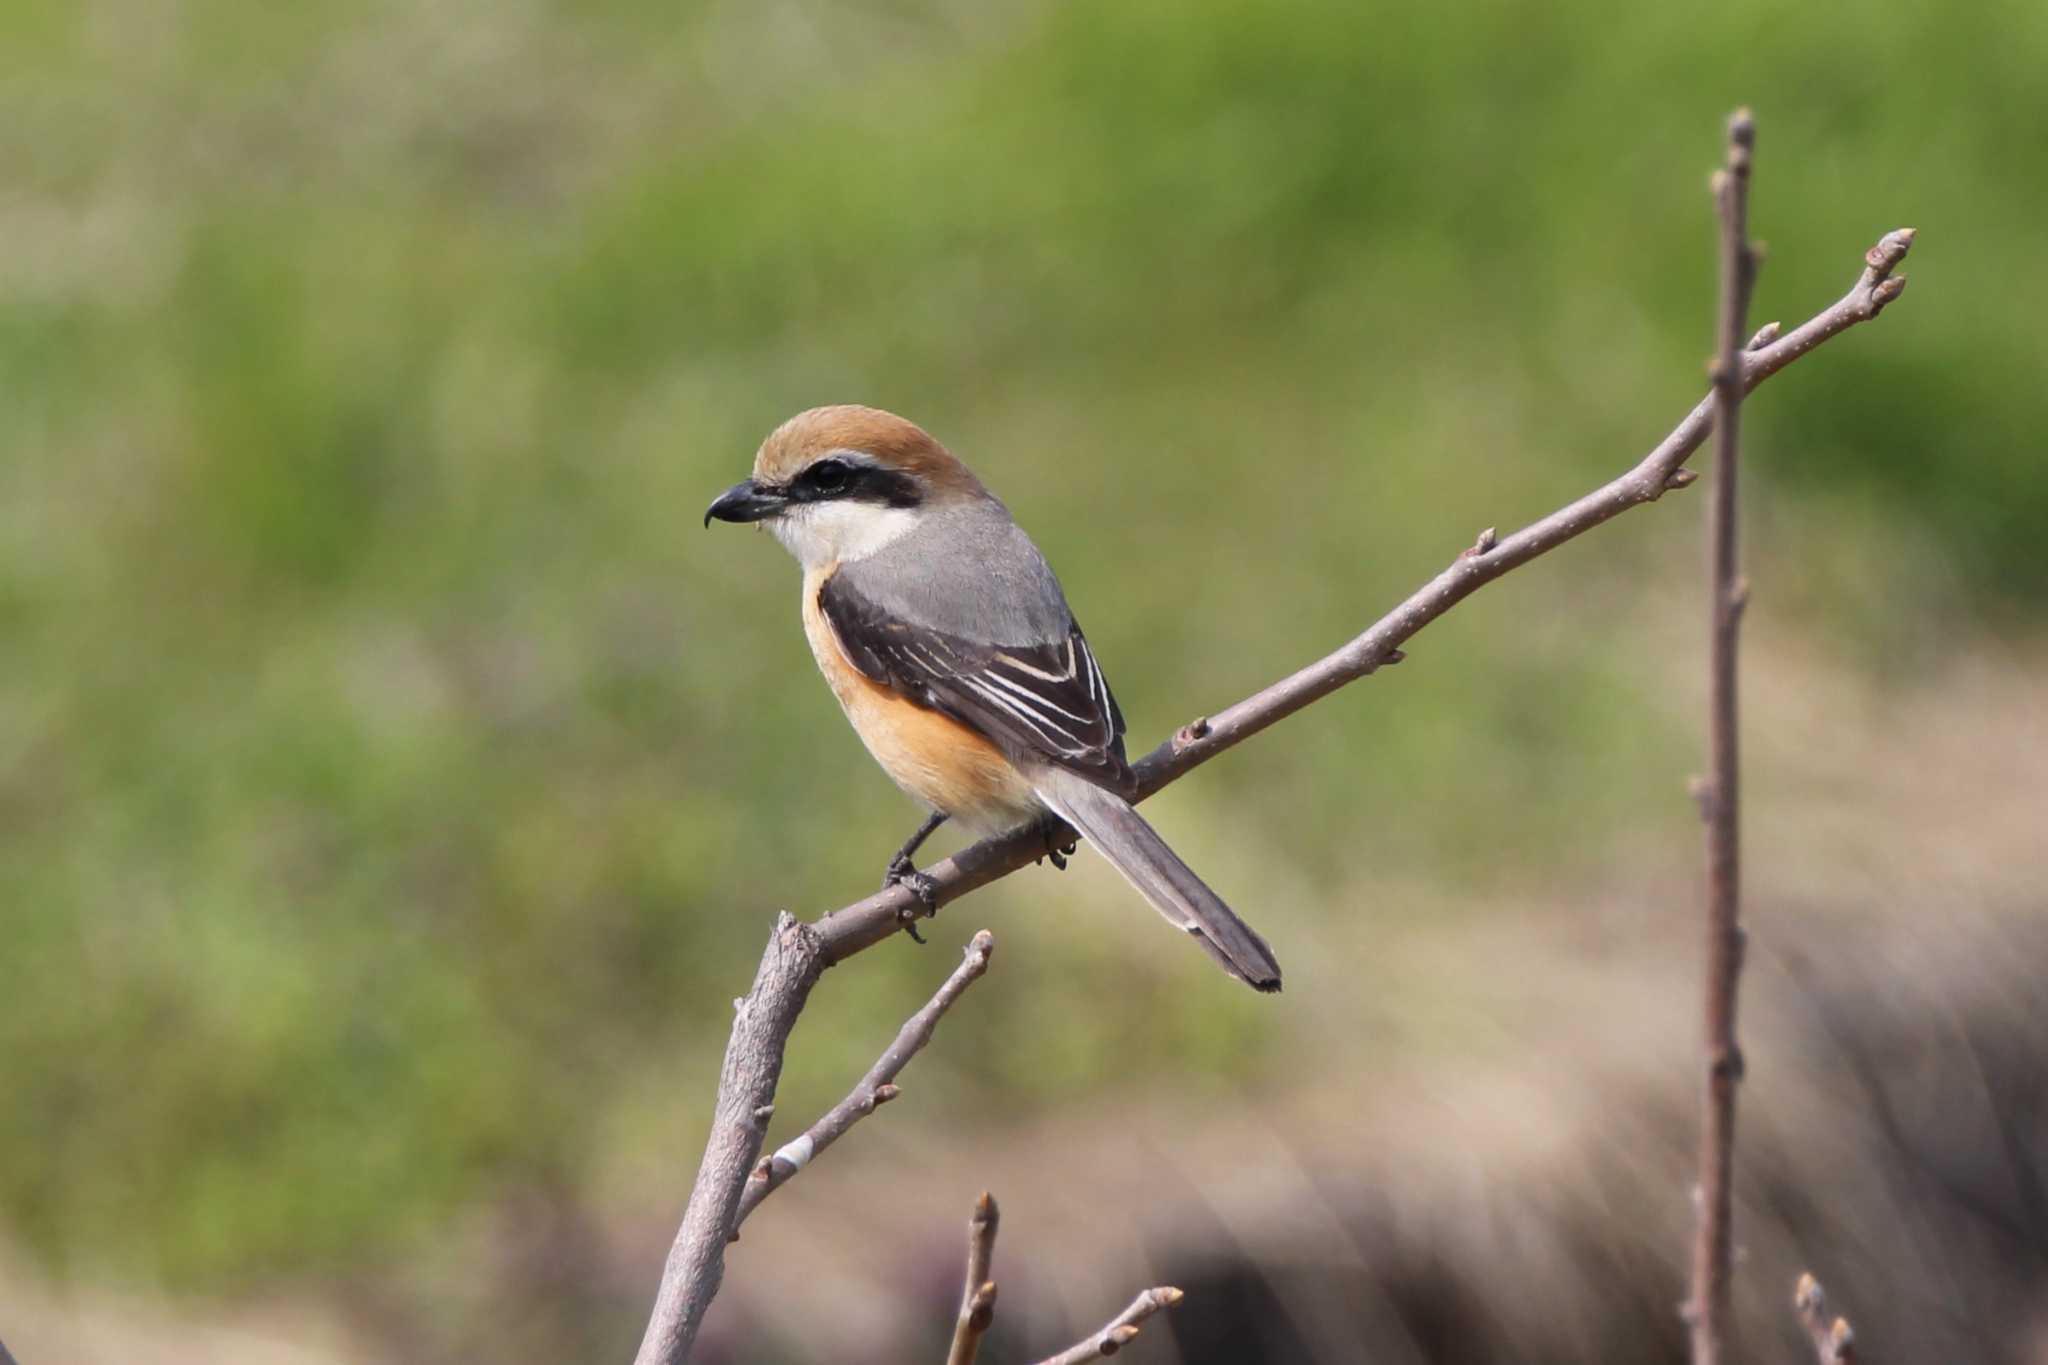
[1031, 767, 1283, 993]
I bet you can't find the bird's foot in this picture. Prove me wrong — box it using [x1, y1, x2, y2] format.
[1038, 819, 1078, 872]
[883, 856, 940, 943]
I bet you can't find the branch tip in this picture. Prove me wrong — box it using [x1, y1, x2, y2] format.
[949, 1193, 1003, 1365]
[1793, 1272, 1858, 1363]
[1100, 1324, 1141, 1353]
[1864, 228, 1916, 279]
[1029, 1286, 1184, 1365]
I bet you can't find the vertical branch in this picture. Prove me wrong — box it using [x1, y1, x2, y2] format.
[1687, 107, 1758, 1365]
[634, 914, 828, 1365]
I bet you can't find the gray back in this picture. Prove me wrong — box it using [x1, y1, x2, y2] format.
[838, 497, 1076, 646]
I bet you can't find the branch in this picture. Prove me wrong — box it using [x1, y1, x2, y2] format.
[733, 931, 997, 1230]
[1793, 1273, 1861, 1364]
[1029, 1287, 1184, 1365]
[1686, 106, 1758, 1365]
[632, 212, 1917, 1363]
[945, 1192, 1001, 1365]
[808, 223, 1914, 968]
[633, 914, 826, 1365]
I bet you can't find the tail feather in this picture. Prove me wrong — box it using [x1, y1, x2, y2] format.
[1032, 767, 1282, 993]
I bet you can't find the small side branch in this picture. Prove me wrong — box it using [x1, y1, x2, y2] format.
[1793, 1273, 1860, 1364]
[1029, 1287, 1184, 1365]
[945, 1192, 1002, 1365]
[734, 931, 997, 1230]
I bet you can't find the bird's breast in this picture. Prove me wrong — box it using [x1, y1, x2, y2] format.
[801, 566, 1038, 831]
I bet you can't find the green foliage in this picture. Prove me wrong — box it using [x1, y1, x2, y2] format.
[0, 0, 2038, 1294]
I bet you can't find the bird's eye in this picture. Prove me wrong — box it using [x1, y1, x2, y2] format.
[806, 458, 853, 495]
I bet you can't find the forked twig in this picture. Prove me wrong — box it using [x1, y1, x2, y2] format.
[733, 931, 996, 1231]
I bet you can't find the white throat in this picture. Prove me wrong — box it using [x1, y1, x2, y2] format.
[769, 500, 920, 569]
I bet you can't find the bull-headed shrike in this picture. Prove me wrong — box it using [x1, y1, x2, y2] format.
[706, 405, 1282, 992]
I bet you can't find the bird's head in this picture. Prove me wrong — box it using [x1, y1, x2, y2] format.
[704, 405, 986, 568]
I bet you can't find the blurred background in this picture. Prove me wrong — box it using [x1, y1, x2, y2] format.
[4, 0, 2045, 1360]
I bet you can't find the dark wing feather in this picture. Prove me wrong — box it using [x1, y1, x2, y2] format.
[819, 572, 1133, 792]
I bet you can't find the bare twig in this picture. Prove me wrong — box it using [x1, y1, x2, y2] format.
[1685, 107, 1758, 1365]
[1679, 104, 1761, 1365]
[1793, 1273, 1860, 1363]
[946, 1192, 1002, 1365]
[1029, 1287, 1184, 1365]
[733, 931, 997, 1231]
[633, 211, 1917, 1362]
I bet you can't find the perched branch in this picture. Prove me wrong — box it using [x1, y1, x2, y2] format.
[945, 1192, 1002, 1365]
[734, 932, 997, 1230]
[1793, 1273, 1860, 1364]
[808, 222, 1914, 967]
[1029, 1287, 1184, 1365]
[1685, 106, 1758, 1365]
[634, 198, 1918, 1361]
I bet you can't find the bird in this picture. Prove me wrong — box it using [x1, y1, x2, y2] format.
[705, 405, 1282, 993]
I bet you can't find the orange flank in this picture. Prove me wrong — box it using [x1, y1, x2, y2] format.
[801, 565, 1039, 833]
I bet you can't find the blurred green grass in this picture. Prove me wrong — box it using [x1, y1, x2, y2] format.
[1, 0, 2042, 1298]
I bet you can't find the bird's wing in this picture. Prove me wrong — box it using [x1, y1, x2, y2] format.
[818, 570, 1133, 791]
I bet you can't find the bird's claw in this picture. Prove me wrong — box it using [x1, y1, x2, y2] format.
[883, 858, 940, 942]
[1040, 822, 1077, 872]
